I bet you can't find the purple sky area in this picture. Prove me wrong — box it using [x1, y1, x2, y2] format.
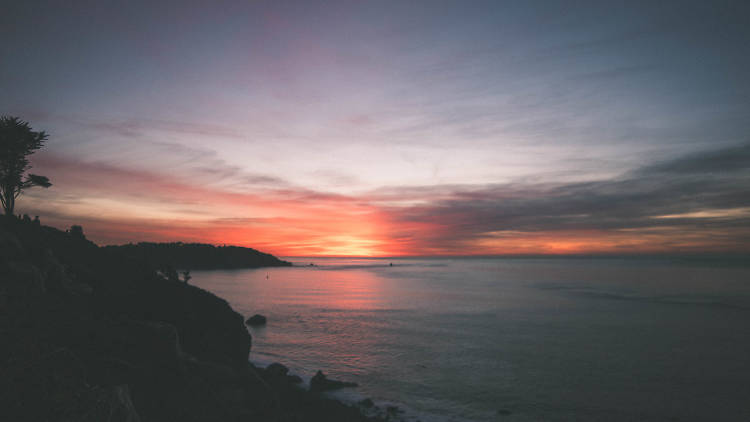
[2, 1, 749, 255]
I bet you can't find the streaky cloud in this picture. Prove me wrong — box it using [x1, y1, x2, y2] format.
[19, 142, 750, 255]
[372, 142, 750, 253]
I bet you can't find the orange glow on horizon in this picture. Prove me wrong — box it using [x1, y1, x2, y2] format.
[29, 208, 749, 257]
[20, 153, 750, 258]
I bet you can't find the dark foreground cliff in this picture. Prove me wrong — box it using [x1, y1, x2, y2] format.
[0, 217, 380, 422]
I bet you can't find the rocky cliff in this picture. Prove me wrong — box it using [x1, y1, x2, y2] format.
[0, 217, 378, 422]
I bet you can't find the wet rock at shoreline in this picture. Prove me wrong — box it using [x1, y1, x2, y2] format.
[386, 405, 401, 415]
[265, 362, 289, 377]
[358, 398, 375, 408]
[260, 362, 305, 386]
[246, 314, 267, 326]
[310, 370, 358, 392]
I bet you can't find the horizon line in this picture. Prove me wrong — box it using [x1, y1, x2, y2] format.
[280, 253, 750, 260]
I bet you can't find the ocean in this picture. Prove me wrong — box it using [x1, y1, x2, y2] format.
[191, 257, 750, 421]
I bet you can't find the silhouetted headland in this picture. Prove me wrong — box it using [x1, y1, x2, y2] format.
[104, 242, 292, 270]
[0, 215, 383, 422]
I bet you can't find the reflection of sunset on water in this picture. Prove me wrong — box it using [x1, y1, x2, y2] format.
[191, 257, 750, 421]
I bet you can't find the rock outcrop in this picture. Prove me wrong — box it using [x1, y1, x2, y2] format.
[310, 370, 359, 392]
[245, 314, 267, 326]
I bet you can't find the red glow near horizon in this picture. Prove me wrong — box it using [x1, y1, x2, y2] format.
[29, 203, 747, 258]
[18, 153, 750, 257]
[6, 1, 750, 259]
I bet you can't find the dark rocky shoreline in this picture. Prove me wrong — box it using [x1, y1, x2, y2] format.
[0, 216, 389, 422]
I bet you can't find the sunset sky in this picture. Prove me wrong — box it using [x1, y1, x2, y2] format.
[2, 0, 749, 256]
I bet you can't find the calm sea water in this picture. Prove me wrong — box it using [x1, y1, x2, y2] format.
[191, 257, 750, 421]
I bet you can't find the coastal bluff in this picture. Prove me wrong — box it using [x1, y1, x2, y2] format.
[104, 242, 292, 270]
[0, 217, 379, 422]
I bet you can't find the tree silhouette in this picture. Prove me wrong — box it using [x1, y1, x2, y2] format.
[69, 225, 86, 240]
[0, 116, 51, 216]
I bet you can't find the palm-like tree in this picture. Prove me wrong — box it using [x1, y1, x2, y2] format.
[0, 116, 52, 216]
